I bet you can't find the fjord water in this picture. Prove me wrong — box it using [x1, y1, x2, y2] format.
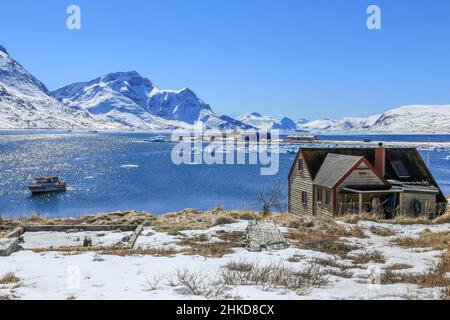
[0, 132, 449, 217]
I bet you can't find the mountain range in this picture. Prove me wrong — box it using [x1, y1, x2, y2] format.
[1, 45, 450, 133]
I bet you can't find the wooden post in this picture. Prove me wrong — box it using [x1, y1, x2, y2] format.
[359, 193, 363, 213]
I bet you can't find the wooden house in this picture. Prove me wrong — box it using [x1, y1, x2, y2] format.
[288, 144, 447, 218]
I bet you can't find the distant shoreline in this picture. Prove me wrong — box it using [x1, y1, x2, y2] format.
[1, 128, 450, 135]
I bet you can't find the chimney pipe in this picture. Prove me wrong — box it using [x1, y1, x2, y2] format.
[375, 142, 386, 177]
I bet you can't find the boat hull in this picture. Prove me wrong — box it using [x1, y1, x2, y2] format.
[28, 185, 66, 194]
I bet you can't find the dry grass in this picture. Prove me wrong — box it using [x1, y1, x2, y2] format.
[312, 257, 355, 278]
[434, 211, 450, 224]
[0, 295, 12, 300]
[183, 241, 237, 258]
[0, 217, 21, 238]
[382, 250, 450, 292]
[339, 211, 450, 225]
[381, 268, 449, 289]
[313, 257, 352, 270]
[0, 211, 154, 237]
[369, 226, 396, 237]
[0, 272, 20, 285]
[33, 245, 180, 257]
[386, 264, 414, 271]
[215, 231, 244, 243]
[287, 225, 362, 256]
[347, 250, 385, 264]
[393, 230, 450, 250]
[150, 209, 252, 234]
[212, 216, 237, 226]
[219, 259, 329, 294]
[437, 250, 450, 274]
[442, 286, 450, 300]
[17, 211, 154, 226]
[287, 255, 302, 263]
[303, 239, 359, 256]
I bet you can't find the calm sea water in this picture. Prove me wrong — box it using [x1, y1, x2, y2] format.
[0, 132, 449, 217]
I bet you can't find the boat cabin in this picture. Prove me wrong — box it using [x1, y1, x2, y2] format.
[35, 177, 61, 184]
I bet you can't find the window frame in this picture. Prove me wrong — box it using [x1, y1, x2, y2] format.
[316, 188, 323, 203]
[325, 190, 331, 206]
[298, 158, 304, 175]
[301, 191, 308, 206]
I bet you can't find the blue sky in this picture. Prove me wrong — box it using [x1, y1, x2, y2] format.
[1, 0, 450, 120]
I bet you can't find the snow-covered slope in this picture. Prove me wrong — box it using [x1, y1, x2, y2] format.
[298, 105, 450, 134]
[369, 105, 450, 133]
[298, 115, 380, 133]
[0, 46, 105, 129]
[52, 72, 251, 130]
[237, 113, 297, 131]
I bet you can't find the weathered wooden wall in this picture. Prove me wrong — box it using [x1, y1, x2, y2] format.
[289, 155, 314, 216]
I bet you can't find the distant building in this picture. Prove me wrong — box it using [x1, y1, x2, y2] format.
[288, 144, 447, 218]
[284, 134, 318, 143]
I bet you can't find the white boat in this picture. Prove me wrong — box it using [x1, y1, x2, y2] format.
[28, 177, 67, 194]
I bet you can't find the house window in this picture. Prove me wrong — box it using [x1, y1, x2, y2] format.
[391, 161, 410, 178]
[316, 188, 323, 203]
[325, 190, 331, 205]
[298, 158, 304, 175]
[301, 191, 308, 206]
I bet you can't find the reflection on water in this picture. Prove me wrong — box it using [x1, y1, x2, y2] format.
[0, 132, 449, 217]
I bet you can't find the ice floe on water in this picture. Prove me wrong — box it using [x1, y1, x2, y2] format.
[120, 164, 140, 169]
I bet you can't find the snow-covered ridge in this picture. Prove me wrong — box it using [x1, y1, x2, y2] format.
[52, 71, 251, 130]
[0, 45, 112, 129]
[297, 105, 450, 133]
[2, 44, 450, 133]
[0, 45, 252, 130]
[369, 105, 450, 133]
[237, 113, 297, 131]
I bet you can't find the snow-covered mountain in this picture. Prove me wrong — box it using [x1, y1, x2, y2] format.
[0, 45, 252, 130]
[297, 115, 380, 133]
[369, 105, 450, 133]
[52, 72, 252, 130]
[297, 105, 450, 133]
[2, 45, 450, 133]
[0, 45, 106, 129]
[237, 113, 297, 131]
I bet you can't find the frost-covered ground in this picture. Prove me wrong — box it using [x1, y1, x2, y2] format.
[0, 219, 448, 300]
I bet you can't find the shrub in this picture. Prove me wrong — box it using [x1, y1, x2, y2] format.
[302, 239, 359, 256]
[393, 230, 450, 250]
[183, 242, 235, 258]
[369, 226, 396, 237]
[386, 264, 414, 271]
[213, 216, 237, 226]
[348, 250, 385, 264]
[219, 260, 329, 294]
[0, 273, 20, 285]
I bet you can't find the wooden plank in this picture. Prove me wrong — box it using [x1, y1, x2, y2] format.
[126, 225, 144, 249]
[4, 227, 25, 238]
[24, 224, 138, 232]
